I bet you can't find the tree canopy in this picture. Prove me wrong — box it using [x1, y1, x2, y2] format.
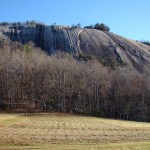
[84, 23, 110, 31]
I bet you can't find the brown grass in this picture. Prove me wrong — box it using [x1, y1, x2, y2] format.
[0, 113, 150, 149]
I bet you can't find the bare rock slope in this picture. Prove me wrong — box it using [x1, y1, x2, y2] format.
[0, 24, 150, 73]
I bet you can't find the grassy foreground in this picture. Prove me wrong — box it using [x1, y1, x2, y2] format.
[0, 113, 150, 150]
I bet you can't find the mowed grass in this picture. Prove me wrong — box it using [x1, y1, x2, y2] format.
[0, 113, 29, 128]
[0, 113, 150, 150]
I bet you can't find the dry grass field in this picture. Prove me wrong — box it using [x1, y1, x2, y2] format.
[0, 113, 150, 150]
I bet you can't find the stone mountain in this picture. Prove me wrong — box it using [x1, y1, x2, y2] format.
[0, 24, 150, 73]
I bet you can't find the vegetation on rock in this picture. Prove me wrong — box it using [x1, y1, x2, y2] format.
[84, 22, 110, 31]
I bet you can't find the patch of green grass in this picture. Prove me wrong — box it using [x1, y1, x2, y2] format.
[0, 113, 29, 128]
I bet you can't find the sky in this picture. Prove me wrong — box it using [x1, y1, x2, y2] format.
[0, 0, 150, 40]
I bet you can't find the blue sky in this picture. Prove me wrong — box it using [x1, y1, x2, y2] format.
[0, 0, 150, 40]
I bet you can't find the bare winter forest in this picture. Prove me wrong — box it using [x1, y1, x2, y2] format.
[0, 42, 150, 122]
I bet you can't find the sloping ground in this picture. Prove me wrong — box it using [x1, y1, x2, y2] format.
[0, 114, 29, 128]
[0, 24, 150, 73]
[79, 29, 150, 73]
[0, 113, 150, 150]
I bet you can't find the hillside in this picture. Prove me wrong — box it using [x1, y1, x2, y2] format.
[0, 23, 150, 73]
[0, 23, 150, 122]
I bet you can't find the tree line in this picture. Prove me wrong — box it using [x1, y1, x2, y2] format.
[84, 23, 110, 31]
[0, 43, 149, 121]
[0, 20, 45, 26]
[0, 21, 110, 32]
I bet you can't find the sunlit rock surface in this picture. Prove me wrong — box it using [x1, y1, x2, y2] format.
[0, 24, 150, 73]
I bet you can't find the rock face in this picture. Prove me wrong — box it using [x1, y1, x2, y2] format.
[0, 25, 82, 55]
[0, 24, 150, 73]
